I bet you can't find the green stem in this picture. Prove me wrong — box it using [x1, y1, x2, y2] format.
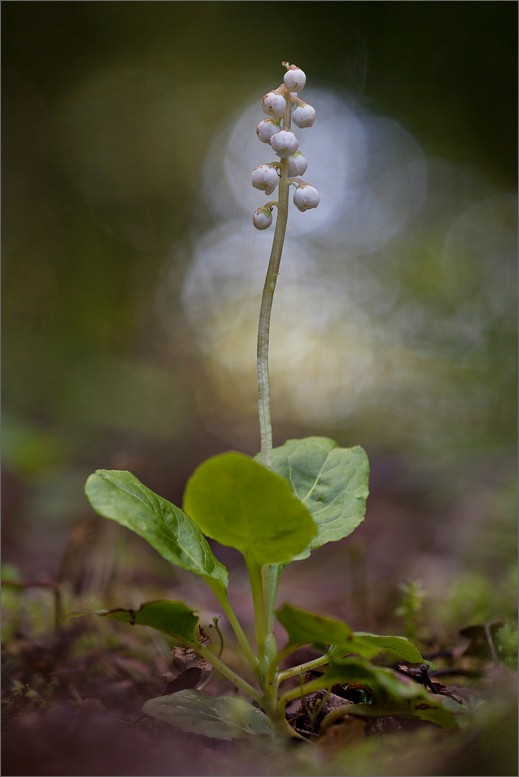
[319, 703, 356, 733]
[256, 89, 292, 470]
[264, 655, 286, 705]
[278, 675, 331, 707]
[262, 563, 283, 634]
[246, 560, 267, 659]
[275, 715, 307, 740]
[256, 90, 293, 689]
[211, 585, 260, 674]
[195, 643, 263, 705]
[278, 653, 330, 684]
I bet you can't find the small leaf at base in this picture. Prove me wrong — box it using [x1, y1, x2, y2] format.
[323, 657, 459, 728]
[346, 633, 425, 664]
[277, 602, 353, 649]
[99, 600, 199, 644]
[143, 689, 273, 740]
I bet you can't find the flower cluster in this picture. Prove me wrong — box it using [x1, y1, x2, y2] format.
[252, 63, 320, 230]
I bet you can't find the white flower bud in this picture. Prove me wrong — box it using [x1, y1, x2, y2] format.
[253, 206, 273, 230]
[293, 183, 320, 212]
[251, 164, 279, 193]
[284, 67, 306, 92]
[256, 118, 280, 143]
[292, 103, 316, 128]
[287, 151, 308, 177]
[262, 91, 286, 117]
[270, 130, 299, 158]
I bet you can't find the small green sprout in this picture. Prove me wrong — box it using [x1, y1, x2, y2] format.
[395, 579, 427, 643]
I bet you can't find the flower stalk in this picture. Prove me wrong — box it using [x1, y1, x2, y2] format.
[255, 62, 318, 469]
[256, 139, 290, 470]
[253, 62, 319, 686]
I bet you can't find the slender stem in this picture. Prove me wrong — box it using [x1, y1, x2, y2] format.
[262, 564, 283, 633]
[256, 89, 292, 469]
[278, 675, 333, 707]
[210, 584, 260, 674]
[264, 654, 286, 704]
[278, 653, 330, 684]
[246, 560, 267, 659]
[256, 91, 293, 685]
[275, 714, 308, 740]
[319, 703, 356, 733]
[195, 643, 263, 705]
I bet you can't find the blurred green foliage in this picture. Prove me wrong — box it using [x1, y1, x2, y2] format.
[394, 579, 427, 642]
[496, 621, 518, 670]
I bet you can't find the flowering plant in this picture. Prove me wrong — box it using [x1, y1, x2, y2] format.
[253, 62, 319, 232]
[84, 63, 460, 741]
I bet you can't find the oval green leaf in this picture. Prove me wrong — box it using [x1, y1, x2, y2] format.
[183, 453, 317, 566]
[143, 689, 273, 740]
[347, 633, 424, 664]
[323, 657, 458, 728]
[269, 437, 370, 559]
[277, 603, 352, 649]
[85, 470, 228, 593]
[324, 657, 425, 699]
[99, 599, 199, 644]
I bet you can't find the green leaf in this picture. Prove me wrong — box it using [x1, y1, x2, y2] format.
[408, 696, 463, 728]
[143, 690, 273, 740]
[277, 604, 424, 663]
[324, 657, 421, 698]
[85, 470, 228, 594]
[99, 600, 199, 644]
[183, 453, 317, 566]
[342, 633, 425, 664]
[268, 437, 369, 559]
[322, 657, 459, 728]
[277, 603, 352, 649]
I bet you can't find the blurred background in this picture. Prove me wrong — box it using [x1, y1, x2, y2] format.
[2, 2, 517, 633]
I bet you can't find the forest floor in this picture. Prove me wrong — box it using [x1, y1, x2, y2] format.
[2, 570, 517, 777]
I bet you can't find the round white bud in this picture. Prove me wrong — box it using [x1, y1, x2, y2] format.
[251, 164, 279, 193]
[253, 207, 273, 230]
[283, 67, 306, 92]
[262, 91, 286, 117]
[270, 130, 299, 158]
[292, 103, 316, 128]
[287, 151, 308, 177]
[256, 118, 280, 143]
[293, 183, 320, 212]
